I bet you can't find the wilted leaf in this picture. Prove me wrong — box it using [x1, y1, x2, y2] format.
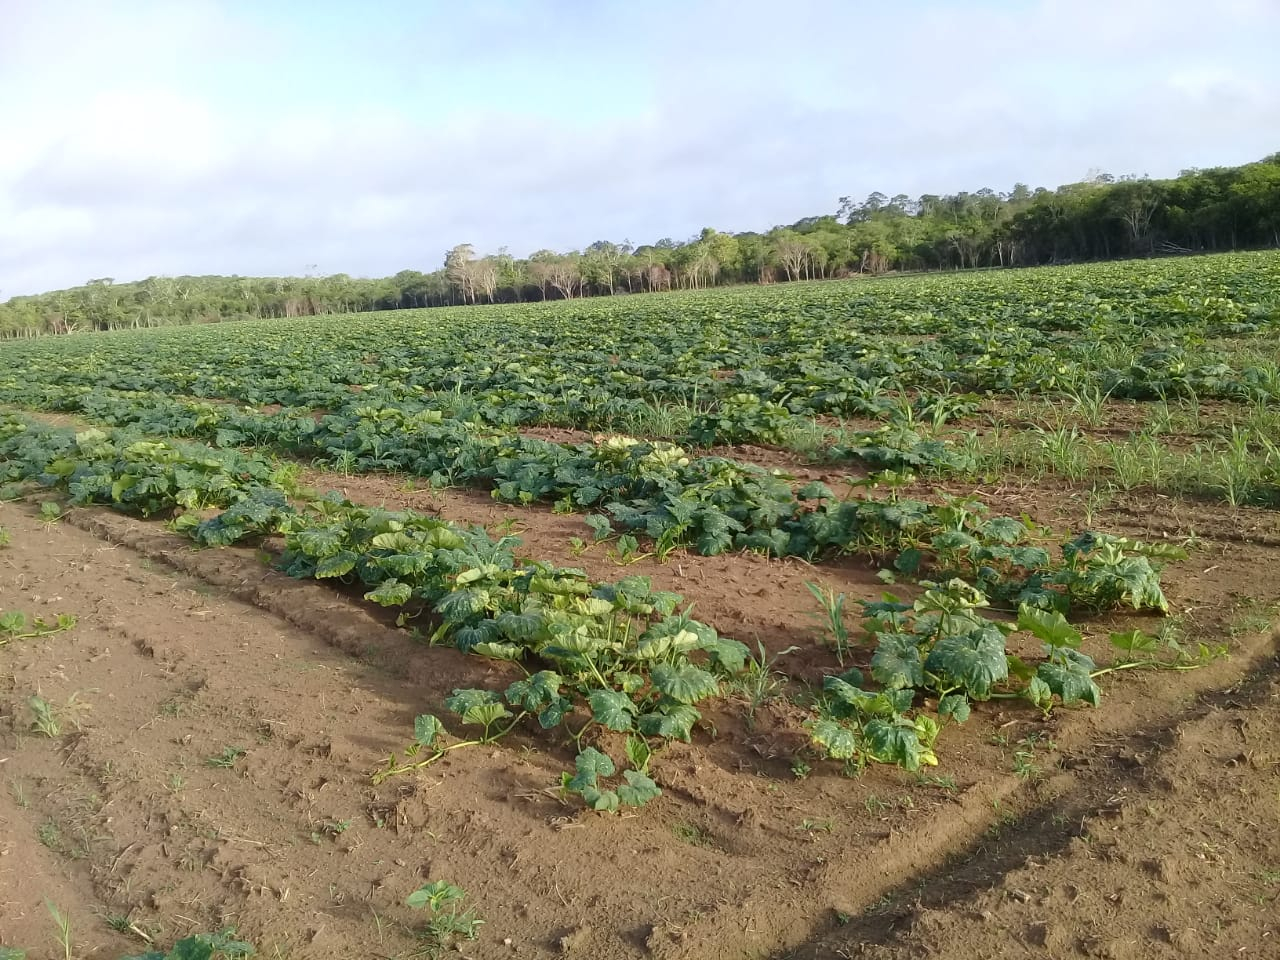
[863, 718, 935, 771]
[364, 579, 412, 606]
[808, 718, 859, 759]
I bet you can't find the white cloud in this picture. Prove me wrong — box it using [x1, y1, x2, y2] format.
[1, 0, 1277, 295]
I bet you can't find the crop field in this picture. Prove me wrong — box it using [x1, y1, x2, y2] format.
[1, 251, 1279, 959]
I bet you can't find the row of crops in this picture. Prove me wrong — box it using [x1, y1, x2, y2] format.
[1, 251, 1275, 807]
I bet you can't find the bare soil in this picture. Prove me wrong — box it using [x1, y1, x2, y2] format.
[1, 463, 1278, 959]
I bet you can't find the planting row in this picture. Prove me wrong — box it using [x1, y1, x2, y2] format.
[1, 255, 1277, 442]
[0, 413, 1206, 806]
[0, 391, 1176, 610]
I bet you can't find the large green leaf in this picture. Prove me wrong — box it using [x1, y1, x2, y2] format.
[651, 663, 719, 704]
[314, 550, 358, 578]
[822, 675, 912, 718]
[494, 609, 545, 641]
[937, 693, 970, 723]
[413, 714, 444, 747]
[294, 526, 344, 557]
[636, 702, 699, 741]
[363, 579, 412, 606]
[444, 688, 503, 716]
[471, 642, 525, 661]
[870, 633, 924, 691]
[579, 784, 621, 812]
[461, 702, 512, 728]
[1016, 604, 1081, 649]
[1036, 660, 1101, 708]
[697, 635, 750, 675]
[924, 628, 1008, 700]
[982, 516, 1027, 544]
[506, 671, 562, 711]
[568, 747, 615, 792]
[538, 696, 573, 729]
[588, 688, 637, 731]
[1024, 675, 1054, 711]
[617, 770, 662, 807]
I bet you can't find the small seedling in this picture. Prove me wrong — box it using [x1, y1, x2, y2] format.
[608, 533, 651, 565]
[119, 928, 254, 959]
[40, 501, 66, 524]
[0, 611, 77, 646]
[406, 881, 483, 955]
[310, 818, 352, 843]
[28, 696, 61, 737]
[797, 818, 834, 835]
[206, 746, 246, 768]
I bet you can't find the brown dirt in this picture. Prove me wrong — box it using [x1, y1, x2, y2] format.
[293, 468, 888, 679]
[2, 419, 1279, 960]
[788, 649, 1280, 959]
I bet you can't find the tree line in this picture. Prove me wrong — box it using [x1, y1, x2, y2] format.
[2, 153, 1277, 337]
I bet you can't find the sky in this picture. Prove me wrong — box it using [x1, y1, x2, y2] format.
[1, 0, 1278, 296]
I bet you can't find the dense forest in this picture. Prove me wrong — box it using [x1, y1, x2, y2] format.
[3, 153, 1278, 337]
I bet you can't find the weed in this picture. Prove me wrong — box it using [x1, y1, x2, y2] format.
[804, 581, 852, 664]
[310, 818, 352, 843]
[38, 821, 63, 850]
[45, 900, 71, 960]
[1032, 425, 1088, 481]
[672, 822, 714, 846]
[736, 641, 799, 728]
[206, 746, 246, 768]
[1012, 749, 1039, 780]
[864, 795, 890, 815]
[913, 773, 957, 793]
[797, 818, 834, 835]
[28, 696, 61, 737]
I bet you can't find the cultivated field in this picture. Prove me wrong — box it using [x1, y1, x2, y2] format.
[1, 252, 1279, 960]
